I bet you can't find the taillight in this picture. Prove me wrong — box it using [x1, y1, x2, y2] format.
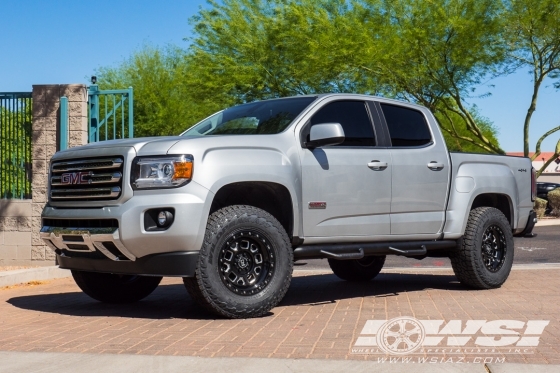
[531, 167, 536, 202]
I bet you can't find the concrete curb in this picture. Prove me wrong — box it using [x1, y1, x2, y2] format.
[0, 351, 488, 373]
[0, 266, 71, 288]
[486, 363, 560, 373]
[0, 351, 557, 373]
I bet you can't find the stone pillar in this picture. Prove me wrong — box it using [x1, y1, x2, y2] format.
[30, 84, 88, 262]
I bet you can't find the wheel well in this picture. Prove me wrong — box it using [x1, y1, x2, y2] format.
[470, 193, 512, 225]
[210, 182, 294, 238]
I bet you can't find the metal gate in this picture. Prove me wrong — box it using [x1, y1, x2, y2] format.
[88, 83, 133, 143]
[0, 92, 32, 199]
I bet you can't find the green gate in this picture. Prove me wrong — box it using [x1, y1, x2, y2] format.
[88, 82, 134, 143]
[0, 92, 32, 199]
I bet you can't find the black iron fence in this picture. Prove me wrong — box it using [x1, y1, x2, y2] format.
[0, 92, 32, 199]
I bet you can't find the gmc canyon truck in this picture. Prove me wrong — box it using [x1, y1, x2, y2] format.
[40, 94, 537, 318]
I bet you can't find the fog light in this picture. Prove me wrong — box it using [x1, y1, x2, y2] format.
[144, 208, 175, 231]
[157, 210, 174, 227]
[158, 211, 167, 226]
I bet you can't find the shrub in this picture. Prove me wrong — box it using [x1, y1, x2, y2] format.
[548, 188, 560, 217]
[534, 197, 548, 218]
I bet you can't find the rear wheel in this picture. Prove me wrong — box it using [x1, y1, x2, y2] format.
[71, 270, 162, 303]
[328, 255, 386, 282]
[450, 207, 514, 289]
[184, 205, 293, 318]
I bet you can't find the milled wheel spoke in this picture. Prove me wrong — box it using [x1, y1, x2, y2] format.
[240, 240, 250, 250]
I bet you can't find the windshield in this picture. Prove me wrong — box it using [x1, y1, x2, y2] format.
[181, 96, 317, 136]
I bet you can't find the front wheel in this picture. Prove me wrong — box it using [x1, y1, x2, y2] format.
[328, 256, 386, 281]
[71, 271, 162, 303]
[450, 207, 514, 289]
[184, 205, 293, 318]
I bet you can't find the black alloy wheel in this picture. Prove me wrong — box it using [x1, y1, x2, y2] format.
[218, 229, 275, 296]
[481, 225, 507, 273]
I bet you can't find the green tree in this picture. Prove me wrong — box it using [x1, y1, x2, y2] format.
[95, 0, 503, 151]
[96, 45, 217, 137]
[186, 0, 503, 152]
[186, 0, 376, 102]
[435, 102, 500, 153]
[0, 99, 32, 199]
[504, 0, 560, 176]
[359, 0, 506, 154]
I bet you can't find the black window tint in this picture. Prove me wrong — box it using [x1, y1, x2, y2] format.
[310, 101, 375, 146]
[380, 103, 432, 147]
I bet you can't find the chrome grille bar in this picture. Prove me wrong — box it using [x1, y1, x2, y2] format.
[51, 187, 121, 199]
[52, 158, 123, 172]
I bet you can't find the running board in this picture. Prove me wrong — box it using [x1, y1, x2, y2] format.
[388, 245, 427, 256]
[320, 248, 364, 260]
[293, 240, 456, 260]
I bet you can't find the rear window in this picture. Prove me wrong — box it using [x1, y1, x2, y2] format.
[381, 103, 432, 147]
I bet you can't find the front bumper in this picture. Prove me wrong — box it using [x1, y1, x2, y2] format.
[41, 181, 213, 263]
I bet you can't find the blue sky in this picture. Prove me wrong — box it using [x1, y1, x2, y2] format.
[1, 0, 558, 152]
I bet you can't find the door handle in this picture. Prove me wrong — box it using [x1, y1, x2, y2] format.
[427, 161, 444, 171]
[367, 160, 388, 170]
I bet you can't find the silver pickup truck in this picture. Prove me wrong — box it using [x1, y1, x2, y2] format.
[41, 94, 537, 318]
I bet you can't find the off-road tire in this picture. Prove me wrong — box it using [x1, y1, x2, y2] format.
[184, 205, 293, 318]
[450, 207, 514, 289]
[328, 255, 386, 281]
[71, 270, 162, 303]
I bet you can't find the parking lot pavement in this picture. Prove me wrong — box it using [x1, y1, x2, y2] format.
[0, 268, 559, 369]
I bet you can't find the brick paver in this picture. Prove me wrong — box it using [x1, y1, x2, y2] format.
[0, 268, 558, 364]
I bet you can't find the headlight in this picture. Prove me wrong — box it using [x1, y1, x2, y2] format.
[131, 155, 193, 189]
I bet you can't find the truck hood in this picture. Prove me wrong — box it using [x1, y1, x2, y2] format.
[51, 134, 292, 164]
[52, 136, 186, 160]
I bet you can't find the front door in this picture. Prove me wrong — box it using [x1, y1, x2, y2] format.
[301, 99, 392, 239]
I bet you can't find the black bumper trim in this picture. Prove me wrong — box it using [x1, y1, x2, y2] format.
[57, 251, 199, 277]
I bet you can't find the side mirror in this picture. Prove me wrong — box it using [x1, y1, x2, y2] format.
[306, 123, 345, 148]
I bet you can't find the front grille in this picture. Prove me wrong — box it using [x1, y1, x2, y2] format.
[50, 157, 124, 201]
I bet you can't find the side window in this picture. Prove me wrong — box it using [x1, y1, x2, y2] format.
[310, 101, 375, 147]
[380, 103, 432, 147]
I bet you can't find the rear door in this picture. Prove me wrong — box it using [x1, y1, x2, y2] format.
[375, 102, 450, 235]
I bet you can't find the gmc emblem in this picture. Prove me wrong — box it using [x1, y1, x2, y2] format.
[60, 172, 91, 185]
